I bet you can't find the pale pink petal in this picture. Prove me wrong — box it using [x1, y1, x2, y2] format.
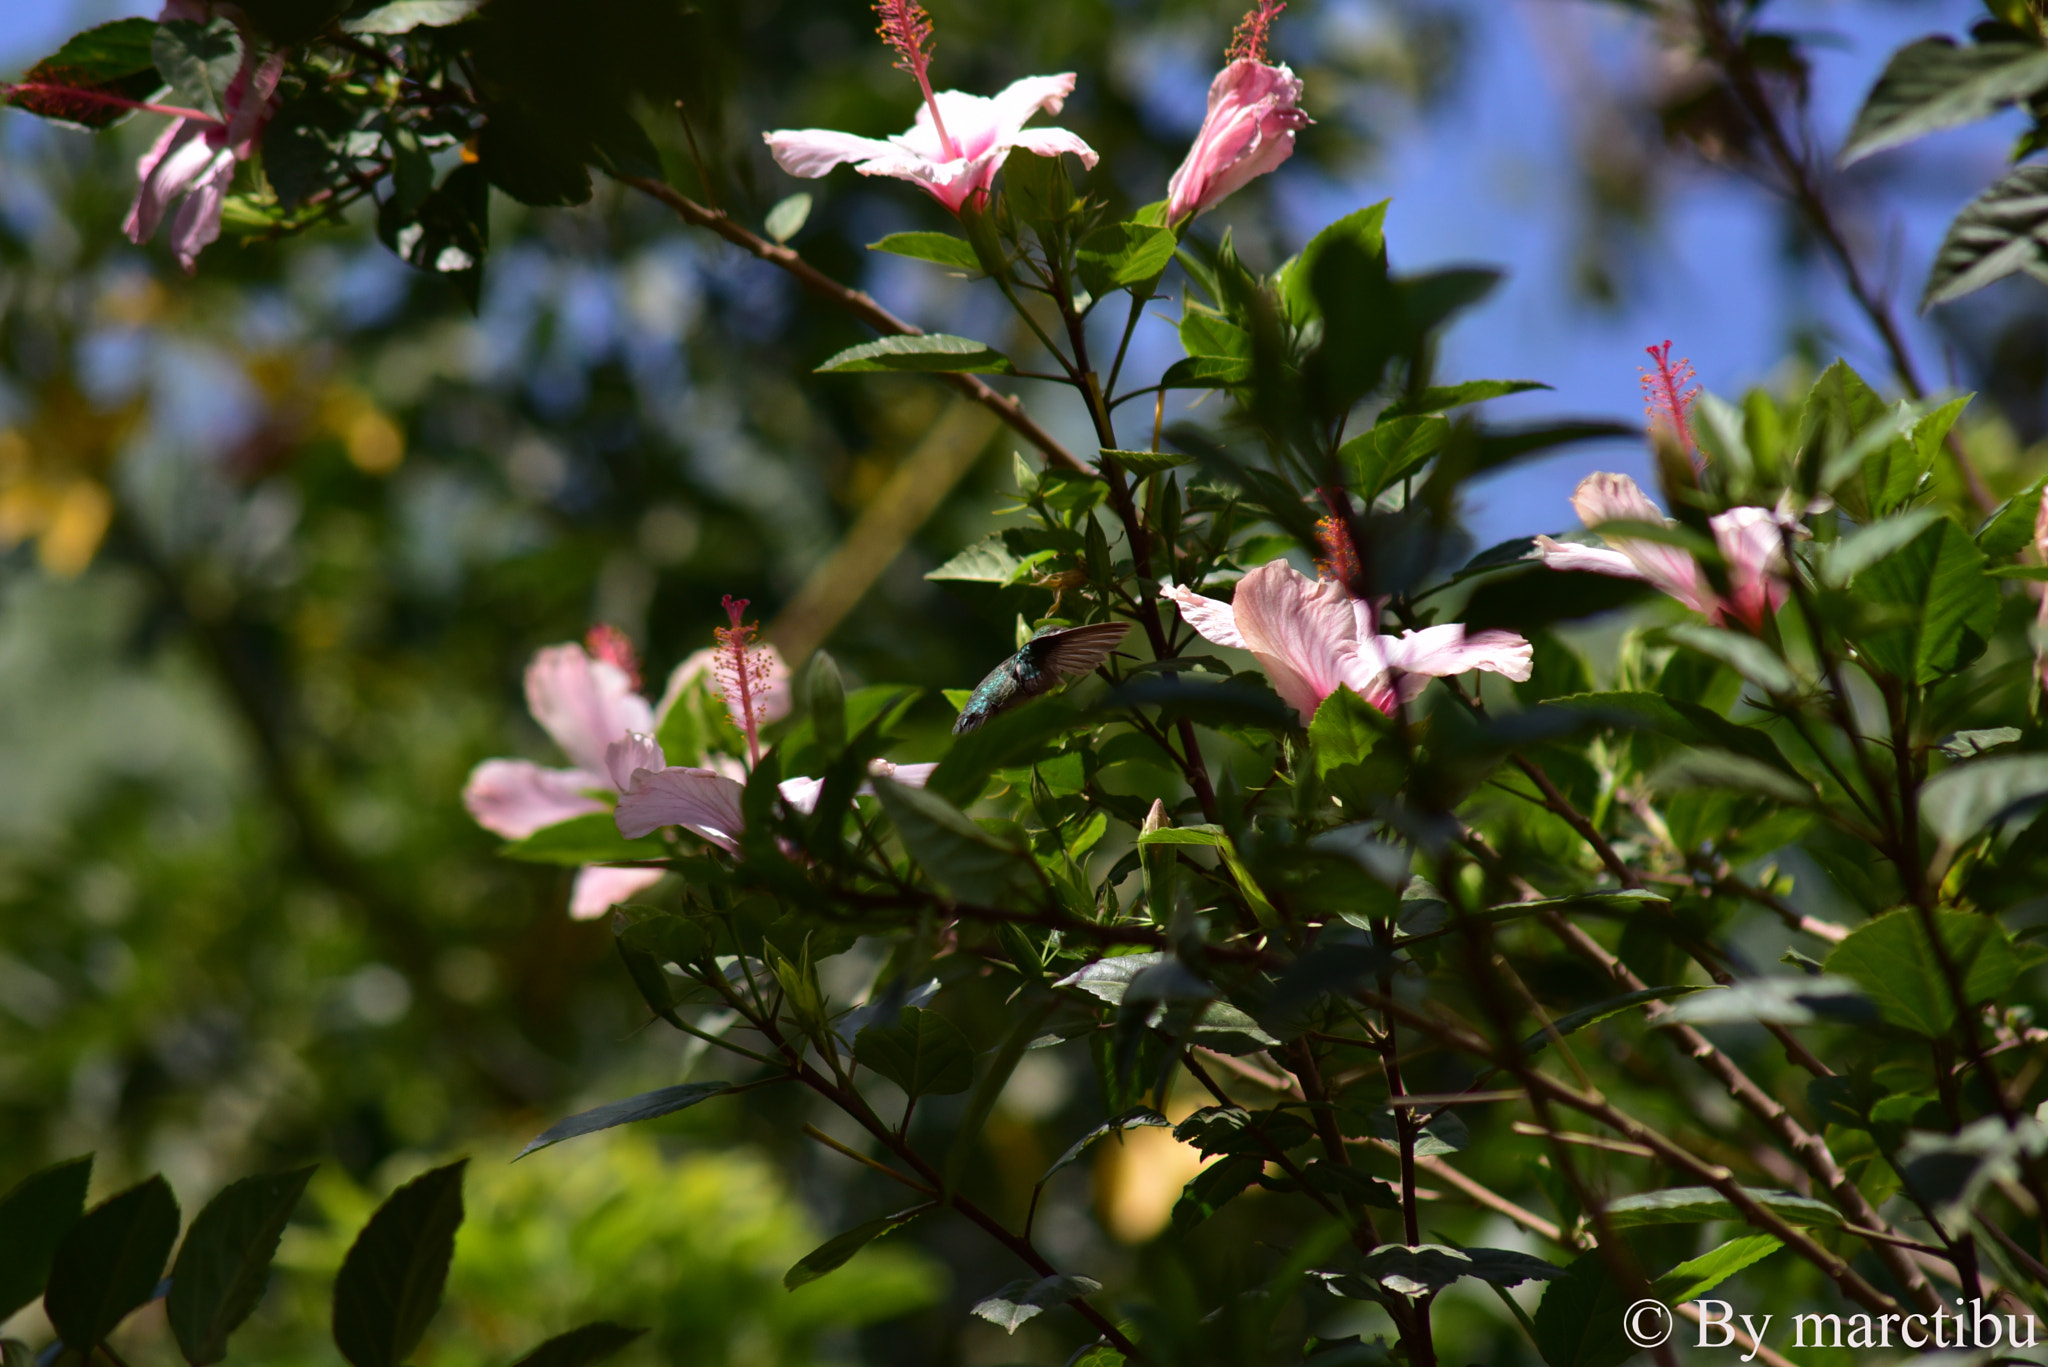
[221, 49, 285, 151]
[568, 865, 666, 921]
[778, 776, 826, 816]
[167, 152, 236, 274]
[1007, 126, 1100, 169]
[1568, 473, 1710, 611]
[463, 759, 606, 839]
[1570, 471, 1665, 526]
[614, 766, 746, 851]
[1709, 506, 1792, 631]
[1162, 582, 1248, 650]
[526, 644, 654, 777]
[989, 73, 1080, 129]
[605, 732, 667, 792]
[1531, 536, 1647, 581]
[1166, 60, 1309, 223]
[871, 760, 937, 788]
[126, 121, 213, 244]
[764, 128, 905, 178]
[1382, 625, 1534, 683]
[1228, 561, 1360, 725]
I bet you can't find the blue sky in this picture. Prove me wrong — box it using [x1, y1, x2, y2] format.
[1, 0, 2014, 547]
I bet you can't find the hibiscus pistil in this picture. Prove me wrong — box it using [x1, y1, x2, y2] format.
[1641, 340, 1702, 472]
[1227, 0, 1285, 63]
[874, 0, 960, 161]
[716, 594, 774, 766]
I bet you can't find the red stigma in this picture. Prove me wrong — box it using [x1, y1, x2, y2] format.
[1314, 516, 1361, 588]
[583, 623, 641, 692]
[714, 595, 772, 766]
[1641, 340, 1702, 472]
[1226, 0, 1285, 63]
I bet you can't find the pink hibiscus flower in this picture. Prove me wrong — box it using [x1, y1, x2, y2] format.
[1163, 559, 1532, 724]
[1166, 2, 1310, 224]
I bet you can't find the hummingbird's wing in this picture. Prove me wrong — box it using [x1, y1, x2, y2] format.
[1033, 622, 1131, 680]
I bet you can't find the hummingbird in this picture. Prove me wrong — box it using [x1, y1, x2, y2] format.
[953, 622, 1131, 735]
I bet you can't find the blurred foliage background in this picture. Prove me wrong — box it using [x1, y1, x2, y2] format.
[1, 0, 2041, 1363]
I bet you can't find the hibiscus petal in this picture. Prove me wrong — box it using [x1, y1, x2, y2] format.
[167, 151, 236, 273]
[462, 760, 607, 839]
[874, 761, 937, 788]
[1229, 560, 1359, 725]
[1007, 126, 1100, 169]
[527, 644, 655, 777]
[1531, 536, 1647, 580]
[1162, 581, 1248, 650]
[614, 766, 746, 850]
[125, 121, 212, 244]
[1568, 473, 1709, 611]
[989, 73, 1080, 128]
[764, 127, 905, 178]
[568, 865, 666, 921]
[1570, 471, 1665, 527]
[1709, 506, 1791, 630]
[778, 776, 826, 816]
[1382, 625, 1534, 683]
[605, 732, 667, 792]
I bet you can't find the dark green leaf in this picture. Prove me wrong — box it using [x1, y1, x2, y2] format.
[1379, 379, 1549, 419]
[1171, 1154, 1263, 1231]
[151, 18, 241, 120]
[507, 1322, 647, 1367]
[1532, 1252, 1632, 1367]
[499, 813, 667, 866]
[45, 1176, 180, 1352]
[1650, 749, 1818, 806]
[1849, 516, 1997, 682]
[1040, 1108, 1169, 1184]
[1924, 163, 2048, 307]
[1920, 752, 2048, 844]
[168, 1166, 316, 1365]
[378, 163, 488, 311]
[516, 1083, 730, 1159]
[1541, 690, 1797, 773]
[868, 232, 982, 272]
[1160, 354, 1253, 388]
[0, 1154, 92, 1323]
[1842, 38, 2048, 164]
[4, 20, 162, 130]
[854, 1007, 975, 1098]
[970, 1275, 1102, 1334]
[1339, 416, 1449, 502]
[1603, 1186, 1842, 1228]
[1076, 222, 1177, 296]
[1329, 1245, 1564, 1301]
[1825, 909, 2019, 1035]
[816, 334, 1015, 375]
[783, 1204, 934, 1290]
[1100, 449, 1195, 475]
[873, 778, 1042, 904]
[330, 1161, 467, 1367]
[1663, 624, 1797, 695]
[1174, 1106, 1315, 1158]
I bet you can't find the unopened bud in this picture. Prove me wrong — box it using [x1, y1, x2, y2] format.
[1142, 798, 1169, 834]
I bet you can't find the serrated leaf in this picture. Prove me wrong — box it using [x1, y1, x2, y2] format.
[1040, 1108, 1169, 1184]
[854, 1007, 975, 1098]
[3, 19, 162, 130]
[168, 1166, 316, 1365]
[151, 18, 241, 121]
[816, 334, 1014, 375]
[1847, 515, 1997, 682]
[1663, 623, 1797, 695]
[1652, 1234, 1783, 1303]
[340, 0, 482, 32]
[1925, 164, 2048, 307]
[924, 538, 1025, 583]
[45, 1176, 180, 1352]
[1603, 1186, 1842, 1228]
[1842, 38, 2048, 165]
[331, 1162, 466, 1367]
[783, 1204, 933, 1290]
[1824, 909, 2019, 1036]
[0, 1154, 92, 1323]
[507, 1322, 647, 1367]
[516, 1083, 730, 1159]
[971, 1274, 1102, 1333]
[1171, 1153, 1263, 1231]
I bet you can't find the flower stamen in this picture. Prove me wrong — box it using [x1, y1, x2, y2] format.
[1641, 340, 1702, 473]
[583, 623, 641, 692]
[1226, 0, 1285, 64]
[874, 0, 959, 160]
[714, 594, 774, 766]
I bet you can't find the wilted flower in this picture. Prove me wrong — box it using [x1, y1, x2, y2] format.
[1163, 559, 1531, 724]
[1165, 1, 1309, 225]
[1532, 472, 1797, 631]
[461, 623, 792, 919]
[763, 1, 1095, 213]
[125, 1, 284, 273]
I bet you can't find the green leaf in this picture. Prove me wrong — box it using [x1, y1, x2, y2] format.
[867, 232, 982, 271]
[1824, 909, 2019, 1036]
[1649, 749, 1817, 806]
[331, 1161, 466, 1367]
[1652, 1234, 1783, 1303]
[1849, 515, 1997, 682]
[339, 0, 481, 31]
[1340, 416, 1450, 502]
[970, 1275, 1102, 1334]
[1039, 1108, 1170, 1184]
[507, 1322, 647, 1367]
[762, 192, 811, 244]
[783, 1204, 934, 1291]
[1328, 1245, 1564, 1301]
[1540, 690, 1796, 774]
[3, 19, 162, 130]
[1939, 727, 2022, 760]
[1100, 449, 1195, 475]
[167, 1166, 317, 1365]
[816, 334, 1015, 375]
[1171, 1153, 1263, 1231]
[45, 1176, 180, 1352]
[1656, 975, 1874, 1027]
[1280, 202, 1390, 325]
[1075, 222, 1177, 296]
[151, 18, 242, 120]
[1379, 379, 1549, 419]
[1842, 38, 2048, 164]
[1159, 354, 1252, 388]
[1522, 984, 1708, 1051]
[873, 779, 1042, 904]
[499, 813, 667, 866]
[1924, 163, 2048, 307]
[854, 1007, 975, 1098]
[1663, 623, 1797, 695]
[378, 163, 489, 311]
[1603, 1186, 1843, 1228]
[1819, 508, 1941, 587]
[1532, 1252, 1632, 1367]
[924, 537, 1029, 583]
[0, 1154, 92, 1322]
[515, 1083, 730, 1159]
[1920, 752, 2048, 844]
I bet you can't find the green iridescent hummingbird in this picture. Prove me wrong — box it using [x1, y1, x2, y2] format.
[953, 622, 1131, 735]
